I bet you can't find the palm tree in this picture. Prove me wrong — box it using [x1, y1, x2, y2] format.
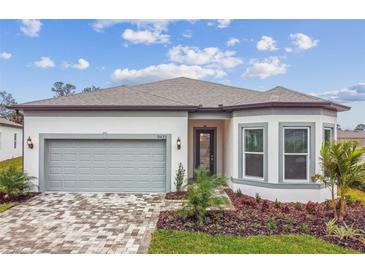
[313, 141, 365, 222]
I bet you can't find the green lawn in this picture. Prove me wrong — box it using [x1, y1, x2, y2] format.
[0, 202, 17, 213]
[0, 157, 22, 171]
[347, 188, 365, 206]
[149, 229, 358, 254]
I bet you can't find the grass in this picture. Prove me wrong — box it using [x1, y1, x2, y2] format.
[0, 202, 17, 213]
[347, 188, 365, 206]
[0, 157, 22, 171]
[149, 229, 359, 254]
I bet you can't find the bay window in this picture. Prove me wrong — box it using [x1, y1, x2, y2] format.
[240, 123, 267, 181]
[243, 128, 264, 178]
[283, 127, 309, 181]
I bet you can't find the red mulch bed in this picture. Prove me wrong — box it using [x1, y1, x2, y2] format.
[0, 192, 40, 204]
[157, 190, 365, 252]
[165, 191, 187, 200]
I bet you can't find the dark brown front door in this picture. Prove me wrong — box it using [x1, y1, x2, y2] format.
[195, 129, 216, 174]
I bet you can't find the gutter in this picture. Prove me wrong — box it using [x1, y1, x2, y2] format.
[8, 101, 350, 113]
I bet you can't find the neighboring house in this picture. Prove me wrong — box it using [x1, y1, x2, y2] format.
[10, 77, 350, 202]
[0, 117, 23, 161]
[337, 129, 365, 147]
[338, 129, 365, 161]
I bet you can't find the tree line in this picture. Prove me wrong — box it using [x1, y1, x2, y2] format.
[0, 82, 100, 124]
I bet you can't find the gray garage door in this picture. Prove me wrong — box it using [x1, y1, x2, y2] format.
[45, 139, 167, 192]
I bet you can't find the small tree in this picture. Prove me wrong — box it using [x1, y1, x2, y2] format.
[51, 82, 76, 97]
[174, 163, 185, 192]
[313, 142, 339, 219]
[355, 124, 365, 131]
[0, 166, 35, 199]
[313, 141, 365, 222]
[178, 168, 227, 225]
[82, 85, 100, 93]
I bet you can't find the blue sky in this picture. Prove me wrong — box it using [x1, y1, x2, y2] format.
[0, 19, 364, 129]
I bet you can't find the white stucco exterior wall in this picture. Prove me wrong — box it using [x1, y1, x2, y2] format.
[0, 125, 23, 161]
[23, 111, 188, 191]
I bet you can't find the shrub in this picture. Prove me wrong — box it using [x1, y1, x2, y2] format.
[236, 188, 243, 197]
[305, 201, 317, 214]
[300, 223, 309, 233]
[255, 193, 261, 203]
[0, 166, 35, 198]
[326, 219, 364, 240]
[274, 198, 281, 209]
[281, 205, 291, 214]
[266, 218, 277, 230]
[345, 195, 354, 207]
[294, 202, 303, 211]
[174, 163, 185, 193]
[178, 168, 227, 225]
[285, 217, 294, 225]
[261, 200, 270, 211]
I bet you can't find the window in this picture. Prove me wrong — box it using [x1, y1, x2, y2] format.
[283, 127, 309, 181]
[324, 127, 333, 144]
[14, 133, 17, 149]
[243, 128, 264, 179]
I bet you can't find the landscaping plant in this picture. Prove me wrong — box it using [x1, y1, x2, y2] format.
[178, 168, 227, 225]
[313, 141, 365, 221]
[174, 163, 185, 193]
[0, 165, 34, 199]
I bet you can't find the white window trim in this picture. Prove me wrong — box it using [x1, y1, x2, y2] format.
[324, 127, 334, 143]
[242, 127, 265, 181]
[283, 126, 310, 183]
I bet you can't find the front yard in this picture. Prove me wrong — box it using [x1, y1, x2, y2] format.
[157, 188, 365, 253]
[0, 156, 22, 171]
[149, 229, 358, 254]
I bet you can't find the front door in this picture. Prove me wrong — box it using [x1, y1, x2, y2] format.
[195, 128, 216, 174]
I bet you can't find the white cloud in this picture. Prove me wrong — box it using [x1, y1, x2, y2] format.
[122, 29, 169, 44]
[217, 19, 231, 29]
[290, 33, 319, 50]
[227, 37, 240, 47]
[168, 45, 242, 69]
[20, 19, 42, 37]
[34, 57, 55, 69]
[285, 47, 293, 53]
[256, 36, 278, 51]
[92, 19, 174, 32]
[243, 56, 287, 79]
[110, 63, 225, 83]
[312, 83, 365, 102]
[0, 52, 12, 60]
[72, 58, 90, 70]
[182, 30, 192, 39]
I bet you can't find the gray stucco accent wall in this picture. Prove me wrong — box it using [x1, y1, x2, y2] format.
[278, 122, 316, 183]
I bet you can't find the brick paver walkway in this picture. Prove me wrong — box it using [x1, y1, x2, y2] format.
[0, 193, 178, 254]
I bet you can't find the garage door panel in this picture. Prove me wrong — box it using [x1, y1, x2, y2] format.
[45, 139, 167, 192]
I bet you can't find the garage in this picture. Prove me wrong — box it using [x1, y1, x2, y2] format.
[44, 138, 167, 192]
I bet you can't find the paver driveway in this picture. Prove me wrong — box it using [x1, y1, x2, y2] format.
[0, 193, 178, 254]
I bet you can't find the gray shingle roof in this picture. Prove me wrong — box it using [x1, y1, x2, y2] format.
[0, 117, 22, 128]
[12, 77, 350, 112]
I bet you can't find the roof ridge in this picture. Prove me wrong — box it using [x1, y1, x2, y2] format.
[266, 86, 332, 103]
[132, 76, 261, 94]
[129, 86, 193, 106]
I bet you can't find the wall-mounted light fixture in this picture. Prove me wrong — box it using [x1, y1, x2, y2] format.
[177, 137, 181, 150]
[27, 137, 34, 149]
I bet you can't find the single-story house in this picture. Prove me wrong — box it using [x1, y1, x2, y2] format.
[10, 77, 350, 202]
[338, 129, 365, 147]
[0, 117, 23, 161]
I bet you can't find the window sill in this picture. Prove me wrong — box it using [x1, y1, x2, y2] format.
[231, 177, 325, 189]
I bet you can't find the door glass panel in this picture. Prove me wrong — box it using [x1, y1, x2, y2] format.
[199, 133, 211, 170]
